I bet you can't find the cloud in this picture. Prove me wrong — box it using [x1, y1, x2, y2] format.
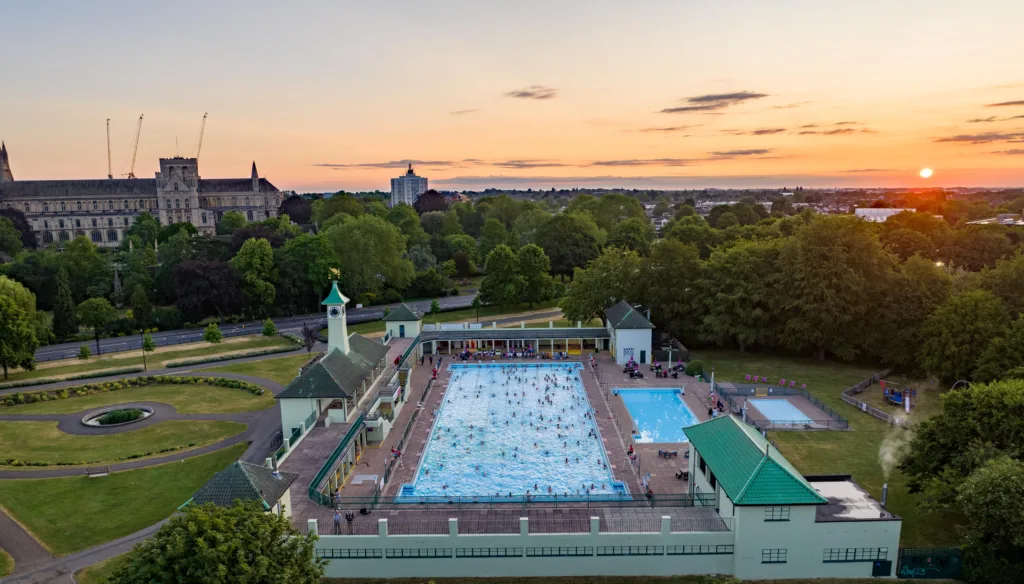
[660, 91, 768, 114]
[590, 158, 692, 167]
[635, 125, 699, 133]
[967, 115, 1024, 123]
[491, 160, 570, 169]
[834, 121, 860, 125]
[725, 128, 787, 135]
[449, 109, 479, 115]
[934, 131, 1024, 144]
[314, 159, 472, 170]
[771, 102, 811, 109]
[993, 149, 1024, 155]
[504, 85, 557, 100]
[800, 124, 819, 129]
[798, 128, 862, 135]
[709, 149, 773, 157]
[986, 100, 1024, 107]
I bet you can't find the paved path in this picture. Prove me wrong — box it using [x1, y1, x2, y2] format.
[0, 402, 259, 435]
[0, 507, 51, 580]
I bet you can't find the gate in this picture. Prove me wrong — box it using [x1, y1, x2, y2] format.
[897, 547, 963, 579]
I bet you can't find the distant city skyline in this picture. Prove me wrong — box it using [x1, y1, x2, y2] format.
[1, 0, 1023, 191]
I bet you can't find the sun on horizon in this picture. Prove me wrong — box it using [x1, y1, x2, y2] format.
[920, 168, 934, 179]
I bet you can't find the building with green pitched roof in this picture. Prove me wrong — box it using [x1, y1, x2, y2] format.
[383, 303, 421, 340]
[183, 460, 298, 518]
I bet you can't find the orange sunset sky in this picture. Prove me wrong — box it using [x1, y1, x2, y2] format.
[1, 0, 1023, 192]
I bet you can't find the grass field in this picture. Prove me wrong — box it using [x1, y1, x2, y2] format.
[0, 443, 247, 555]
[691, 349, 960, 547]
[854, 377, 945, 424]
[74, 553, 129, 584]
[0, 548, 11, 578]
[206, 353, 313, 386]
[3, 336, 293, 382]
[0, 383, 273, 415]
[0, 420, 246, 465]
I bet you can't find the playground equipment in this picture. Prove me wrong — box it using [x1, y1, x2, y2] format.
[880, 379, 915, 413]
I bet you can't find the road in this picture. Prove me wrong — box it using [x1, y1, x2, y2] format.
[34, 292, 478, 362]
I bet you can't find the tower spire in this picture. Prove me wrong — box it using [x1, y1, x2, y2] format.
[0, 141, 13, 181]
[251, 162, 259, 192]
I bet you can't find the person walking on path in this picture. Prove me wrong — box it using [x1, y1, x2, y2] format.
[333, 510, 342, 534]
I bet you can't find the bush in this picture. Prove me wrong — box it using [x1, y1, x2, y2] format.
[261, 318, 277, 337]
[0, 366, 147, 391]
[104, 317, 138, 337]
[685, 359, 706, 377]
[450, 288, 459, 296]
[165, 346, 297, 368]
[381, 289, 403, 304]
[0, 375, 266, 409]
[96, 408, 144, 425]
[408, 269, 445, 298]
[203, 323, 223, 344]
[78, 345, 91, 360]
[152, 307, 185, 331]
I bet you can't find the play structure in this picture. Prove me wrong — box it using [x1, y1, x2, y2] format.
[880, 379, 915, 413]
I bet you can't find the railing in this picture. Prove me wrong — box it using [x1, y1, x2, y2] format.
[719, 383, 851, 430]
[838, 368, 911, 426]
[326, 493, 713, 511]
[303, 410, 318, 431]
[287, 427, 302, 448]
[382, 330, 393, 344]
[399, 334, 420, 367]
[309, 414, 366, 507]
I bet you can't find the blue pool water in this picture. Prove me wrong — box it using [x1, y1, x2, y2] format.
[748, 398, 813, 423]
[397, 363, 626, 501]
[615, 388, 699, 443]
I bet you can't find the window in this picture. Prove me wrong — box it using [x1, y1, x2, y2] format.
[667, 545, 734, 555]
[764, 506, 790, 521]
[174, 183, 179, 191]
[91, 231, 102, 243]
[123, 217, 130, 226]
[698, 454, 706, 474]
[74, 219, 81, 228]
[43, 232, 54, 244]
[318, 549, 381, 559]
[175, 199, 180, 209]
[185, 199, 190, 209]
[247, 211, 253, 221]
[77, 202, 82, 211]
[525, 547, 592, 557]
[201, 213, 207, 225]
[106, 218, 113, 227]
[108, 201, 114, 210]
[60, 202, 66, 211]
[823, 548, 888, 563]
[264, 197, 268, 206]
[708, 470, 717, 489]
[43, 220, 49, 229]
[124, 200, 129, 209]
[91, 218, 98, 227]
[139, 199, 145, 209]
[762, 549, 788, 564]
[384, 548, 452, 559]
[92, 201, 98, 210]
[166, 199, 171, 208]
[59, 231, 69, 242]
[43, 203, 49, 212]
[596, 546, 664, 556]
[455, 548, 522, 558]
[58, 219, 65, 229]
[244, 197, 250, 206]
[23, 204, 29, 212]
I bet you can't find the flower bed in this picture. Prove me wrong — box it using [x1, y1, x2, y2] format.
[0, 376, 265, 408]
[0, 366, 147, 391]
[164, 345, 298, 368]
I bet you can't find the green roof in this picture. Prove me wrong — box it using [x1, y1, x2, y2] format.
[604, 300, 654, 329]
[383, 303, 421, 322]
[276, 334, 390, 399]
[321, 281, 350, 306]
[685, 415, 827, 506]
[186, 461, 297, 510]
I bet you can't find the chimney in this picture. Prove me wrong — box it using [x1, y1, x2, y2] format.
[880, 482, 888, 508]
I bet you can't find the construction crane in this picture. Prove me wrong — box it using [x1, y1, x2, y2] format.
[195, 112, 208, 159]
[123, 114, 143, 179]
[105, 119, 113, 179]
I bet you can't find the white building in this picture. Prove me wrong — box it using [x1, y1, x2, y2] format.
[854, 208, 915, 222]
[390, 164, 428, 207]
[604, 300, 654, 365]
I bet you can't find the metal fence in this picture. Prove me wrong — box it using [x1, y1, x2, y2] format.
[719, 383, 850, 430]
[896, 547, 963, 579]
[838, 368, 914, 427]
[325, 492, 713, 512]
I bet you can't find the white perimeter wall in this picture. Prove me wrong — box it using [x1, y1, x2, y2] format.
[613, 328, 652, 365]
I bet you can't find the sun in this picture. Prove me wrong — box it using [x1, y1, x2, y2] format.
[919, 168, 934, 179]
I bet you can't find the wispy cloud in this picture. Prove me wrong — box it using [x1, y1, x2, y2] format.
[449, 109, 479, 115]
[967, 115, 1024, 123]
[504, 85, 557, 100]
[724, 128, 786, 135]
[709, 149, 773, 157]
[934, 131, 1024, 144]
[491, 160, 569, 169]
[590, 158, 692, 167]
[992, 149, 1024, 155]
[314, 159, 472, 170]
[771, 102, 811, 109]
[660, 91, 768, 114]
[635, 125, 699, 133]
[800, 124, 819, 129]
[798, 128, 864, 135]
[986, 100, 1024, 107]
[834, 121, 860, 126]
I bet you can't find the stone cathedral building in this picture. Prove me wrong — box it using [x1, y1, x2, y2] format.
[0, 142, 283, 247]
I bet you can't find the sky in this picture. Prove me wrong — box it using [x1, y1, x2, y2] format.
[1, 0, 1023, 192]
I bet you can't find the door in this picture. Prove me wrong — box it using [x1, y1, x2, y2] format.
[399, 324, 405, 338]
[640, 350, 646, 364]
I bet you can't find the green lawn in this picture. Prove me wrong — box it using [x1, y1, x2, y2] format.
[0, 383, 273, 415]
[206, 353, 314, 386]
[75, 553, 130, 584]
[691, 349, 960, 547]
[0, 548, 12, 578]
[0, 420, 246, 465]
[0, 443, 247, 555]
[854, 377, 945, 424]
[3, 336, 293, 383]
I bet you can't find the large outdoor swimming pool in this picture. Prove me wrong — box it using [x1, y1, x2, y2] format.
[397, 363, 626, 501]
[747, 398, 814, 423]
[615, 388, 699, 443]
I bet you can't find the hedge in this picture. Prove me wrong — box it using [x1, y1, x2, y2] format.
[0, 375, 265, 408]
[1, 441, 200, 467]
[0, 366, 148, 391]
[164, 344, 298, 368]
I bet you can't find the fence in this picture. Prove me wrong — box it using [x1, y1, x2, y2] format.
[718, 383, 850, 430]
[309, 415, 367, 507]
[325, 493, 714, 512]
[896, 547, 963, 579]
[838, 368, 914, 427]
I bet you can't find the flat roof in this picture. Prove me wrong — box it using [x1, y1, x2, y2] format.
[809, 477, 898, 522]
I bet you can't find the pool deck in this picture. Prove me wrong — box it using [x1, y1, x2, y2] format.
[715, 384, 831, 428]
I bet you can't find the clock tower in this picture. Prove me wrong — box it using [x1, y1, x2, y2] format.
[322, 280, 350, 355]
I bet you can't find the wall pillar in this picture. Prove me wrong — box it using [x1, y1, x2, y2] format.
[519, 517, 528, 536]
[448, 518, 458, 536]
[307, 519, 318, 535]
[378, 517, 388, 537]
[661, 515, 671, 534]
[590, 516, 599, 535]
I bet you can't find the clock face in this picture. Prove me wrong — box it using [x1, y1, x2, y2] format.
[328, 306, 342, 319]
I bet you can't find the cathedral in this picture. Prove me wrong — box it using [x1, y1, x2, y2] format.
[0, 142, 283, 247]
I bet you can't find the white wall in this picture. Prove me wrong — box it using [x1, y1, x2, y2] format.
[280, 398, 317, 435]
[612, 328, 652, 365]
[386, 320, 421, 339]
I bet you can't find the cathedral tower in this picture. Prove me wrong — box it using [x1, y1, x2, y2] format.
[0, 142, 14, 181]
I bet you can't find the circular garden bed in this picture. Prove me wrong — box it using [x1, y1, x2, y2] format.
[82, 406, 155, 427]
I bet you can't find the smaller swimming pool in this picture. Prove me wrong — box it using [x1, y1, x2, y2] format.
[747, 398, 813, 423]
[615, 388, 698, 443]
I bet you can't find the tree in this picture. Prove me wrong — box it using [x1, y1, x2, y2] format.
[511, 209, 552, 246]
[262, 318, 278, 337]
[300, 323, 318, 353]
[715, 211, 739, 229]
[407, 244, 437, 271]
[452, 251, 475, 277]
[869, 255, 952, 369]
[0, 296, 38, 379]
[77, 298, 116, 356]
[920, 290, 1010, 383]
[419, 211, 446, 236]
[0, 217, 23, 256]
[108, 501, 325, 584]
[443, 234, 478, 263]
[642, 240, 703, 345]
[978, 252, 1024, 314]
[385, 204, 429, 247]
[130, 285, 152, 329]
[561, 248, 643, 325]
[479, 244, 522, 309]
[663, 215, 719, 258]
[273, 234, 339, 316]
[956, 456, 1024, 584]
[975, 315, 1024, 382]
[607, 217, 656, 256]
[203, 323, 223, 344]
[230, 238, 278, 317]
[174, 261, 244, 322]
[52, 266, 78, 339]
[535, 214, 600, 278]
[430, 299, 441, 316]
[943, 225, 1014, 271]
[471, 295, 482, 322]
[125, 213, 160, 247]
[881, 228, 934, 261]
[479, 218, 510, 259]
[699, 240, 782, 351]
[0, 275, 48, 343]
[78, 345, 91, 360]
[413, 190, 450, 214]
[141, 333, 156, 371]
[154, 230, 195, 303]
[326, 215, 414, 297]
[0, 207, 37, 249]
[517, 244, 553, 307]
[278, 194, 313, 224]
[217, 211, 248, 235]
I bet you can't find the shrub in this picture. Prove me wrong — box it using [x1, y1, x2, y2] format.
[165, 346, 296, 368]
[152, 307, 184, 331]
[450, 288, 459, 296]
[261, 318, 277, 337]
[0, 366, 147, 391]
[685, 359, 706, 377]
[78, 345, 91, 360]
[382, 289, 403, 304]
[203, 323, 223, 344]
[96, 408, 144, 425]
[0, 375, 265, 410]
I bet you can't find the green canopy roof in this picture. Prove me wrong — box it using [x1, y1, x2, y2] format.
[321, 281, 350, 306]
[383, 303, 421, 322]
[685, 415, 827, 506]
